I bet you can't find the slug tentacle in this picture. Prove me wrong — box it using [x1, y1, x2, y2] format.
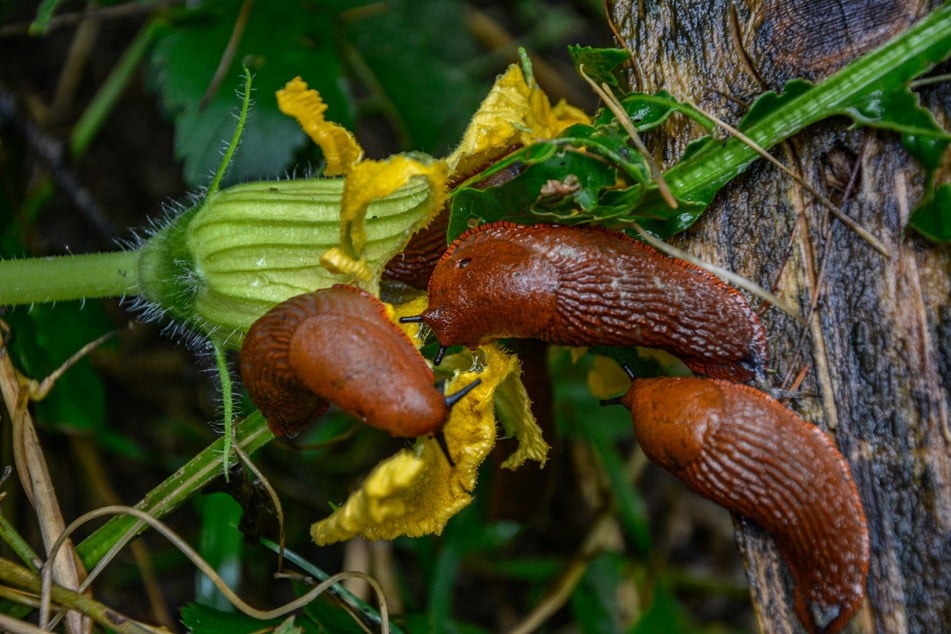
[422, 222, 767, 382]
[240, 285, 466, 439]
[621, 377, 869, 634]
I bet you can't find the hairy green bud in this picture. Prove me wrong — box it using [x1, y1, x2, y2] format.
[137, 177, 436, 345]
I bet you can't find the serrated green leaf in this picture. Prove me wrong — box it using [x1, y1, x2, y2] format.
[150, 1, 349, 187]
[737, 78, 815, 130]
[569, 45, 631, 90]
[908, 182, 951, 242]
[845, 87, 950, 169]
[656, 5, 951, 235]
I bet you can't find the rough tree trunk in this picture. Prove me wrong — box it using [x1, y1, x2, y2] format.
[606, 1, 950, 633]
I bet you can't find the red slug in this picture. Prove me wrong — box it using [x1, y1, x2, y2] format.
[620, 376, 869, 634]
[416, 222, 768, 382]
[240, 284, 475, 439]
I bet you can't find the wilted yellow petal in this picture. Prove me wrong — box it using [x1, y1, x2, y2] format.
[339, 154, 449, 263]
[587, 355, 632, 399]
[310, 343, 546, 545]
[276, 77, 362, 176]
[318, 246, 374, 283]
[493, 364, 548, 469]
[447, 63, 590, 179]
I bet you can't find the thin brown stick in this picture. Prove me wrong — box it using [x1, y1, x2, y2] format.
[0, 557, 159, 634]
[578, 65, 678, 209]
[42, 505, 391, 630]
[629, 222, 803, 321]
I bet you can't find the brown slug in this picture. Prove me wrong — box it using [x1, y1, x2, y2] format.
[416, 222, 768, 382]
[240, 284, 476, 439]
[620, 376, 869, 634]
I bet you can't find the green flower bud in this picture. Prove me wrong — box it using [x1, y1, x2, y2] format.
[137, 176, 437, 345]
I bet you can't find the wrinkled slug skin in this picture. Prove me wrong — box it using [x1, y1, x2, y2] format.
[623, 377, 869, 634]
[422, 222, 768, 382]
[240, 285, 447, 438]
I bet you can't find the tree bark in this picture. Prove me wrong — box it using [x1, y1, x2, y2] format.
[606, 1, 950, 633]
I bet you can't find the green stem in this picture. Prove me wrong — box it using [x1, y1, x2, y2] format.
[75, 412, 273, 570]
[664, 2, 951, 202]
[213, 341, 235, 480]
[0, 251, 140, 304]
[70, 19, 162, 158]
[0, 556, 157, 634]
[0, 514, 41, 572]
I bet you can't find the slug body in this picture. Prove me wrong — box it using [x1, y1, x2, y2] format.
[240, 285, 447, 438]
[622, 377, 869, 634]
[421, 222, 767, 382]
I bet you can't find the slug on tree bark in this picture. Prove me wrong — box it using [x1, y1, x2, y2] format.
[415, 222, 768, 382]
[619, 375, 869, 634]
[240, 284, 476, 439]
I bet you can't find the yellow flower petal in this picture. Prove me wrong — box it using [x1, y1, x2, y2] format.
[318, 246, 374, 283]
[447, 63, 590, 179]
[339, 155, 449, 262]
[276, 77, 362, 176]
[310, 344, 546, 545]
[492, 360, 549, 469]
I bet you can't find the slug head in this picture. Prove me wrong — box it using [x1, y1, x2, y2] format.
[422, 227, 560, 348]
[285, 290, 449, 439]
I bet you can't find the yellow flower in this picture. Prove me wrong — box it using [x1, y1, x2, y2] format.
[447, 63, 590, 181]
[274, 60, 589, 544]
[311, 343, 547, 544]
[276, 78, 448, 287]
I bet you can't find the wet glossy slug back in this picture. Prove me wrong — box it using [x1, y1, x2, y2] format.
[422, 222, 768, 382]
[240, 285, 448, 438]
[622, 376, 869, 634]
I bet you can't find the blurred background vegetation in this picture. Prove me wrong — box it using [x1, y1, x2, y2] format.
[0, 1, 752, 631]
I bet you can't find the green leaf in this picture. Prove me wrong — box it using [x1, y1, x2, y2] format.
[569, 45, 631, 90]
[571, 552, 630, 634]
[181, 602, 286, 633]
[908, 182, 951, 242]
[195, 492, 244, 611]
[5, 302, 147, 460]
[449, 142, 621, 240]
[595, 91, 715, 134]
[845, 87, 950, 169]
[150, 0, 349, 187]
[347, 0, 485, 153]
